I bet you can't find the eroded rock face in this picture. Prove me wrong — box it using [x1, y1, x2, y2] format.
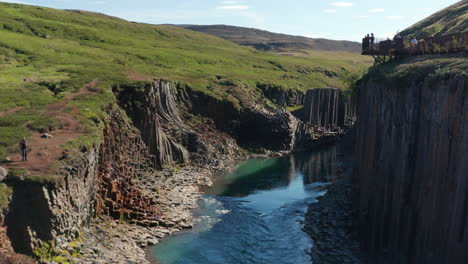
[354, 74, 468, 263]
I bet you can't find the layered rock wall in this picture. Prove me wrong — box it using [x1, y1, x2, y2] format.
[354, 66, 468, 263]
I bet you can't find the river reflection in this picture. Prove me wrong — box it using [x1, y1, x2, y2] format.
[207, 146, 337, 197]
[152, 146, 338, 264]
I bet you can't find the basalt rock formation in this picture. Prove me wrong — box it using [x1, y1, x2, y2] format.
[115, 80, 190, 167]
[301, 88, 356, 132]
[353, 57, 468, 263]
[97, 108, 161, 226]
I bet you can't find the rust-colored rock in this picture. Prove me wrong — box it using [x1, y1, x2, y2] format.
[97, 108, 161, 225]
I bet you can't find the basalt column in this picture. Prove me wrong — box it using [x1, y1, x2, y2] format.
[115, 80, 190, 168]
[354, 69, 468, 263]
[302, 88, 355, 131]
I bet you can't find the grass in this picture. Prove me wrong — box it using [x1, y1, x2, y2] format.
[34, 239, 83, 264]
[363, 55, 468, 88]
[0, 2, 371, 162]
[6, 167, 62, 184]
[0, 183, 13, 210]
[400, 1, 468, 38]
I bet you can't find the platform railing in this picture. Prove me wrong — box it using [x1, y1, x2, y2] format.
[362, 32, 468, 56]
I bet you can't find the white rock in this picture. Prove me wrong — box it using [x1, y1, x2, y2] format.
[0, 167, 7, 181]
[41, 133, 54, 138]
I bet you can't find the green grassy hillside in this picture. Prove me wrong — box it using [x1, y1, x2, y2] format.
[400, 0, 468, 39]
[0, 2, 371, 162]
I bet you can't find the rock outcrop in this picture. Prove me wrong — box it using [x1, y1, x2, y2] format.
[353, 58, 468, 263]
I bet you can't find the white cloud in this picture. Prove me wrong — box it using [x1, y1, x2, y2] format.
[323, 9, 337, 13]
[217, 5, 249, 10]
[386, 15, 403, 20]
[332, 2, 354, 7]
[222, 1, 240, 4]
[353, 15, 369, 18]
[1, 0, 34, 4]
[368, 8, 385, 13]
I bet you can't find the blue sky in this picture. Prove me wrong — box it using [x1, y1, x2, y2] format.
[1, 0, 461, 41]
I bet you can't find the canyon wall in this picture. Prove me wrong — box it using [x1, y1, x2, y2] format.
[354, 58, 468, 263]
[1, 78, 340, 257]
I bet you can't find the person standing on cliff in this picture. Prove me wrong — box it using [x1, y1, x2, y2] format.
[19, 137, 28, 161]
[362, 35, 369, 52]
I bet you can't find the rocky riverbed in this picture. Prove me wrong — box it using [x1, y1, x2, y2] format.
[65, 166, 215, 264]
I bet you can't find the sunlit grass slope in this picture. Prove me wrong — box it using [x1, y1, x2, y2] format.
[0, 2, 371, 161]
[400, 0, 468, 39]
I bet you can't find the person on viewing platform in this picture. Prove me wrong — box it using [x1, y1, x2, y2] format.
[362, 35, 370, 51]
[394, 35, 404, 49]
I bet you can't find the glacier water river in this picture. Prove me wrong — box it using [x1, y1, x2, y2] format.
[151, 146, 338, 264]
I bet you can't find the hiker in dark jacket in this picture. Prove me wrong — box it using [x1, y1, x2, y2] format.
[19, 138, 28, 161]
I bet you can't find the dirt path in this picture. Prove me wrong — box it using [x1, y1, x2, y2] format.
[0, 107, 23, 118]
[127, 71, 155, 81]
[3, 81, 99, 175]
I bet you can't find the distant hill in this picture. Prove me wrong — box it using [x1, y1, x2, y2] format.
[400, 0, 468, 39]
[174, 25, 361, 54]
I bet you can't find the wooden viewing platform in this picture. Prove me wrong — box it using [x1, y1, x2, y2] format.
[362, 32, 468, 64]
